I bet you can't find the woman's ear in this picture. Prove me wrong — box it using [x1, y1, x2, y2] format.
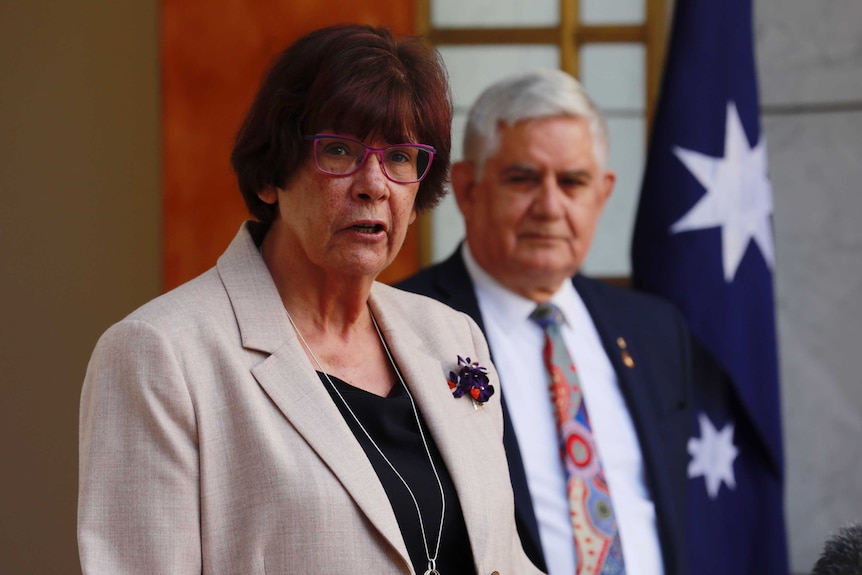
[258, 187, 278, 205]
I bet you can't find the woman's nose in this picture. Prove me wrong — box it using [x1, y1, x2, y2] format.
[353, 152, 389, 201]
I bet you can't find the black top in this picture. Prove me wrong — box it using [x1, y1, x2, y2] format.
[319, 371, 476, 575]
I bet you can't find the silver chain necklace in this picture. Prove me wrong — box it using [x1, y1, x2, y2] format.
[285, 308, 446, 575]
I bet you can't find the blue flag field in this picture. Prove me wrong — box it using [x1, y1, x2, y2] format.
[631, 0, 789, 573]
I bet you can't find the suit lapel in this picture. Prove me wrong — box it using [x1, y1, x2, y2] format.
[574, 275, 649, 425]
[573, 275, 669, 506]
[425, 247, 487, 332]
[216, 224, 411, 567]
[575, 275, 645, 402]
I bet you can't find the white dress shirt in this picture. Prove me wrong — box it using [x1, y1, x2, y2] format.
[462, 245, 663, 575]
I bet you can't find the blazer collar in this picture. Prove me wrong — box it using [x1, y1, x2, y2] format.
[367, 287, 499, 563]
[412, 247, 546, 567]
[217, 224, 411, 567]
[216, 224, 500, 571]
[216, 222, 293, 353]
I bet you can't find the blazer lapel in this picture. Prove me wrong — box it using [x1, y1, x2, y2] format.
[369, 285, 510, 568]
[420, 250, 546, 567]
[216, 224, 411, 567]
[399, 248, 546, 569]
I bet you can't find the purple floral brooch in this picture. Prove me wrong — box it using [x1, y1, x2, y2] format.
[448, 355, 495, 407]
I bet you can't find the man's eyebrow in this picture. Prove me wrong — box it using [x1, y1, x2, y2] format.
[500, 165, 593, 181]
[501, 163, 540, 174]
[558, 169, 593, 180]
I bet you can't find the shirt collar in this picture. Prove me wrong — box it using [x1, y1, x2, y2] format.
[461, 243, 585, 329]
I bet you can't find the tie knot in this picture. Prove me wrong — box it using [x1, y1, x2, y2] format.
[530, 303, 564, 330]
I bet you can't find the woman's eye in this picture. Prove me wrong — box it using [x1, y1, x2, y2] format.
[322, 143, 350, 156]
[386, 149, 413, 164]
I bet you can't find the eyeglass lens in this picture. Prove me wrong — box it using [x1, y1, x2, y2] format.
[314, 137, 431, 183]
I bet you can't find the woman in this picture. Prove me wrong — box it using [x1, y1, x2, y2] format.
[78, 24, 542, 575]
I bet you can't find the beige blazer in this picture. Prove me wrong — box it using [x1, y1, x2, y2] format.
[78, 223, 542, 575]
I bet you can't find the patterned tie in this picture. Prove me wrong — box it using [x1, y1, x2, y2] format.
[530, 303, 625, 575]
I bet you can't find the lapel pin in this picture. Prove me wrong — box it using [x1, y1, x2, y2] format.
[617, 337, 635, 368]
[448, 355, 494, 409]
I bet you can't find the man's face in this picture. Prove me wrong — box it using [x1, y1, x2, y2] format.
[454, 116, 614, 301]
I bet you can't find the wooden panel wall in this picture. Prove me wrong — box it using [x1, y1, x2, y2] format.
[162, 0, 419, 290]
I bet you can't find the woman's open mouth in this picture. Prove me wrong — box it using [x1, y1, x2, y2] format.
[349, 223, 385, 233]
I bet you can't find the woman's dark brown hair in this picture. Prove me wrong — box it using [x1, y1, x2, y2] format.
[231, 24, 452, 226]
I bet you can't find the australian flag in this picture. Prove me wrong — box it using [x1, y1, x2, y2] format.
[631, 0, 789, 573]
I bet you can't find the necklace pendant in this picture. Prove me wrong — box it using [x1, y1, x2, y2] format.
[423, 570, 441, 575]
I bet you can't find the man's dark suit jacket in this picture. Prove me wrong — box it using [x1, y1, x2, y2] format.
[397, 248, 692, 575]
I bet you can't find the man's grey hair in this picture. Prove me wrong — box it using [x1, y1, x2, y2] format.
[461, 68, 610, 179]
[812, 524, 862, 575]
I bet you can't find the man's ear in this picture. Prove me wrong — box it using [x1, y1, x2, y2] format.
[599, 169, 616, 208]
[258, 187, 278, 205]
[451, 161, 478, 216]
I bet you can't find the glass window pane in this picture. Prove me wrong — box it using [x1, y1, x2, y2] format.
[581, 0, 645, 25]
[579, 43, 645, 113]
[449, 109, 467, 162]
[432, 0, 557, 28]
[438, 45, 560, 111]
[432, 103, 465, 260]
[430, 112, 465, 262]
[581, 116, 646, 276]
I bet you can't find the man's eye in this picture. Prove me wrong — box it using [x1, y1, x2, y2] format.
[558, 177, 589, 189]
[504, 174, 540, 187]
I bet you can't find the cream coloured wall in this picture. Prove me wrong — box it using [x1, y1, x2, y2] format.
[758, 0, 862, 570]
[0, 1, 160, 573]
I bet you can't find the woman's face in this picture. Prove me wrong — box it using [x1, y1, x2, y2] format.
[260, 135, 420, 281]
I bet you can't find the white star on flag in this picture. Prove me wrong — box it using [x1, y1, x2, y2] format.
[669, 101, 775, 282]
[688, 412, 739, 499]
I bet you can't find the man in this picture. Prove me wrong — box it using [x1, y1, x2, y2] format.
[397, 69, 691, 575]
